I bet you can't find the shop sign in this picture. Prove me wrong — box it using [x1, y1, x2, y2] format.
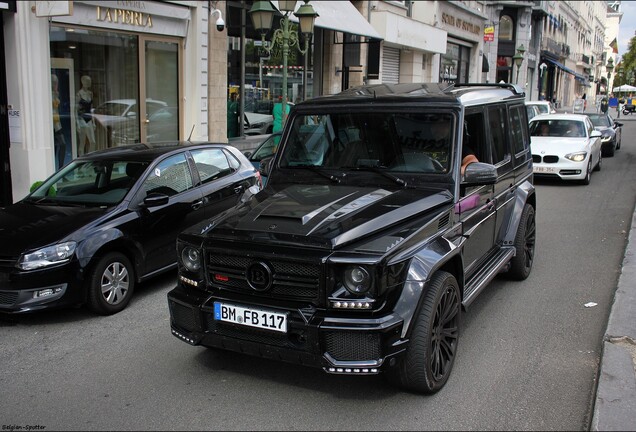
[484, 26, 494, 42]
[441, 12, 481, 36]
[96, 5, 153, 28]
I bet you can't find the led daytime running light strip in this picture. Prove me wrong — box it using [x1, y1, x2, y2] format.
[171, 329, 196, 344]
[179, 275, 199, 287]
[332, 301, 372, 309]
[327, 367, 379, 374]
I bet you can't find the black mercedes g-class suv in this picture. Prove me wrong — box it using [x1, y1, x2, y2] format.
[167, 83, 536, 394]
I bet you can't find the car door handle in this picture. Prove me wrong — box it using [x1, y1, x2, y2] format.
[486, 199, 495, 211]
[191, 200, 203, 210]
[234, 186, 244, 194]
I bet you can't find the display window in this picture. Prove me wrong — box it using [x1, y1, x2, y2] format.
[49, 26, 181, 168]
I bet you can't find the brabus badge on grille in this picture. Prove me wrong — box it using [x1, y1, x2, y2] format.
[246, 261, 273, 291]
[269, 224, 277, 230]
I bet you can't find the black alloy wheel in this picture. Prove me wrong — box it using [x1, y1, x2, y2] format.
[507, 204, 536, 280]
[387, 271, 460, 394]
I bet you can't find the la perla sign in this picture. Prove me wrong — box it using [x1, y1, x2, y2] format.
[96, 4, 153, 28]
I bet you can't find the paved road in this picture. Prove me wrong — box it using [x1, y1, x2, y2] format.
[2, 121, 636, 430]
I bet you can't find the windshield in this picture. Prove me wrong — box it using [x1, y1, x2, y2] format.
[27, 160, 149, 206]
[587, 115, 610, 127]
[532, 104, 549, 114]
[93, 102, 129, 116]
[530, 119, 586, 138]
[279, 112, 454, 176]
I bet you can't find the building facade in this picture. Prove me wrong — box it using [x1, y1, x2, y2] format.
[0, 0, 621, 206]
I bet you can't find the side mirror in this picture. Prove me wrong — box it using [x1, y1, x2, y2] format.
[615, 122, 623, 128]
[143, 192, 169, 207]
[259, 156, 273, 177]
[244, 151, 252, 158]
[462, 162, 497, 185]
[590, 130, 602, 138]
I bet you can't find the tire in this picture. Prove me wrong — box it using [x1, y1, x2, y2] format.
[87, 252, 135, 315]
[605, 142, 615, 157]
[594, 152, 602, 171]
[387, 271, 460, 394]
[507, 204, 536, 280]
[581, 160, 592, 185]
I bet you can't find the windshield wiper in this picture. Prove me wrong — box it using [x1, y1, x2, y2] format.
[289, 164, 341, 184]
[342, 165, 410, 188]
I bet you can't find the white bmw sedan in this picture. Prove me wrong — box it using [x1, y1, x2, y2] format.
[529, 113, 603, 185]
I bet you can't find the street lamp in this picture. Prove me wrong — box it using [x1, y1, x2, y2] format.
[605, 57, 614, 81]
[512, 44, 525, 84]
[249, 0, 318, 126]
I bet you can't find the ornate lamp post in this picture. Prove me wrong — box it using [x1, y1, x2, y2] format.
[512, 44, 525, 84]
[249, 0, 318, 126]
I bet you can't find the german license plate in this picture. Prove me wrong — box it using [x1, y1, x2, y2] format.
[534, 166, 556, 173]
[214, 302, 288, 333]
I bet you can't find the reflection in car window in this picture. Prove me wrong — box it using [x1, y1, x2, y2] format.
[28, 160, 149, 206]
[190, 148, 233, 184]
[251, 135, 281, 161]
[141, 153, 193, 196]
[279, 112, 454, 174]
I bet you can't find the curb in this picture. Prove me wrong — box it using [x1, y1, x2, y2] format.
[591, 208, 636, 430]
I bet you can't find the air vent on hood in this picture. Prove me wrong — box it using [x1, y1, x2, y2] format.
[438, 212, 450, 230]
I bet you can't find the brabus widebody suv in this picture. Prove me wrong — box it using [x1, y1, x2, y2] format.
[167, 83, 536, 393]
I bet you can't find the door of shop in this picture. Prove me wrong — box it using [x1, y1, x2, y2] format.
[139, 36, 181, 144]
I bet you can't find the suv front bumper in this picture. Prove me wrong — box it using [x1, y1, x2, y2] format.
[167, 285, 407, 374]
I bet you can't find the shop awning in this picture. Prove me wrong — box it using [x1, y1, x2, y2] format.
[543, 57, 576, 76]
[271, 1, 383, 39]
[482, 54, 489, 73]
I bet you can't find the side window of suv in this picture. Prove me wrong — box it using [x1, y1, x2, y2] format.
[509, 105, 529, 155]
[487, 105, 511, 164]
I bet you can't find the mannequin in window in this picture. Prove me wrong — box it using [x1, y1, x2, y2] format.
[77, 75, 96, 155]
[51, 73, 66, 170]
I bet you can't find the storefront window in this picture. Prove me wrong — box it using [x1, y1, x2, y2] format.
[440, 43, 470, 84]
[227, 4, 313, 138]
[499, 15, 514, 40]
[496, 56, 513, 83]
[50, 26, 180, 167]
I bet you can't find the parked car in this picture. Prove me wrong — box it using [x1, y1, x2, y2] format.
[167, 82, 536, 394]
[0, 142, 261, 315]
[244, 112, 273, 135]
[529, 113, 602, 184]
[526, 100, 556, 115]
[585, 112, 622, 157]
[244, 132, 281, 186]
[111, 106, 179, 145]
[526, 104, 541, 121]
[92, 98, 168, 130]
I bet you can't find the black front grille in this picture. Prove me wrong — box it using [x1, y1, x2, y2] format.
[543, 155, 559, 163]
[323, 331, 381, 361]
[207, 251, 321, 302]
[169, 300, 199, 332]
[0, 291, 19, 306]
[532, 155, 559, 163]
[0, 256, 17, 270]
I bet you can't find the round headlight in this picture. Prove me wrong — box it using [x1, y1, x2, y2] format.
[343, 266, 371, 294]
[181, 247, 201, 272]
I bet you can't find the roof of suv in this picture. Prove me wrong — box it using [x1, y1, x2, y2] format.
[297, 83, 525, 108]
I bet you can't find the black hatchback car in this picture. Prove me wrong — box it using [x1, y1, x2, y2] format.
[0, 142, 261, 315]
